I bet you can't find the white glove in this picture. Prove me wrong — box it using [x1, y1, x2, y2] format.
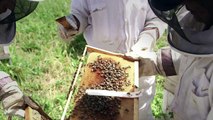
[125, 51, 158, 76]
[131, 34, 155, 52]
[56, 15, 78, 42]
[0, 79, 25, 117]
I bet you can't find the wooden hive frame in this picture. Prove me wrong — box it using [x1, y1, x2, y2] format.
[61, 45, 139, 120]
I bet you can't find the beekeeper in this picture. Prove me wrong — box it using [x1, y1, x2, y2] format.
[57, 0, 166, 119]
[127, 0, 213, 119]
[0, 0, 39, 117]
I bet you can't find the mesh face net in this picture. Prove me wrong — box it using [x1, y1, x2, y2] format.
[0, 0, 38, 24]
[148, 0, 191, 42]
[0, 0, 38, 44]
[149, 0, 213, 55]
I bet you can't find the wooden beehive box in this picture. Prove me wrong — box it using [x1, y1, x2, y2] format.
[68, 45, 139, 120]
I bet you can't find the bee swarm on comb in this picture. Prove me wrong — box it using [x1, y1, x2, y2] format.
[69, 55, 132, 120]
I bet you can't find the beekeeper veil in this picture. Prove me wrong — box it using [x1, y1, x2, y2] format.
[148, 0, 213, 55]
[0, 0, 38, 44]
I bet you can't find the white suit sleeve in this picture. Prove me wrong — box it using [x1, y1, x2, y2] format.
[0, 71, 25, 117]
[207, 76, 213, 120]
[70, 0, 89, 33]
[0, 71, 12, 89]
[0, 71, 10, 79]
[131, 4, 167, 52]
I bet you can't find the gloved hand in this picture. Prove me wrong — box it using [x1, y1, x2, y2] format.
[125, 51, 158, 76]
[0, 77, 25, 117]
[56, 15, 78, 42]
[131, 34, 155, 53]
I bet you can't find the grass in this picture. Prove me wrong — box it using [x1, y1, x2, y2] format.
[0, 0, 168, 119]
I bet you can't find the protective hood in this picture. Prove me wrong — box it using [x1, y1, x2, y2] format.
[148, 0, 213, 56]
[168, 11, 213, 56]
[0, 0, 38, 44]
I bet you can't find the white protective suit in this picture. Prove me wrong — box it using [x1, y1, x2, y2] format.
[149, 10, 213, 120]
[70, 0, 166, 53]
[66, 0, 166, 119]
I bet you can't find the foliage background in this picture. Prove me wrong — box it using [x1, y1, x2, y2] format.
[0, 0, 169, 119]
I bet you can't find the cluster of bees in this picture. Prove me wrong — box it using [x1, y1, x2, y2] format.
[88, 55, 131, 91]
[70, 56, 131, 120]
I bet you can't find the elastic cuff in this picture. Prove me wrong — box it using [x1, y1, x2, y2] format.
[161, 48, 177, 76]
[65, 15, 78, 30]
